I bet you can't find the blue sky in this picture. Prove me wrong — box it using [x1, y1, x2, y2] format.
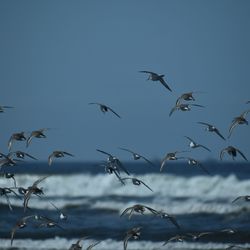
[0, 1, 250, 162]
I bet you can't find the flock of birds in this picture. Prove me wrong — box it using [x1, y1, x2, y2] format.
[0, 70, 250, 250]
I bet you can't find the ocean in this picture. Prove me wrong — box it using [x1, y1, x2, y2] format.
[0, 160, 250, 250]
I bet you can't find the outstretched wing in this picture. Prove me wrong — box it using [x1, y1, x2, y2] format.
[86, 241, 101, 250]
[62, 151, 74, 157]
[96, 149, 112, 157]
[214, 128, 226, 140]
[228, 119, 238, 138]
[139, 180, 153, 192]
[159, 77, 172, 92]
[236, 148, 248, 161]
[169, 105, 177, 117]
[199, 144, 211, 152]
[107, 106, 121, 118]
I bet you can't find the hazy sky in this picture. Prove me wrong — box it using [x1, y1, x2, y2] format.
[1, 1, 250, 162]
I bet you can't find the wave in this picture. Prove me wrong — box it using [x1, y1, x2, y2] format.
[1, 237, 250, 250]
[1, 173, 250, 214]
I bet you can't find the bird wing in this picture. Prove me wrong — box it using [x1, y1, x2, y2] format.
[120, 206, 133, 217]
[168, 215, 181, 229]
[214, 128, 226, 140]
[107, 106, 121, 118]
[220, 148, 227, 160]
[159, 77, 172, 91]
[118, 147, 134, 154]
[48, 153, 55, 166]
[24, 152, 38, 160]
[197, 162, 210, 175]
[86, 241, 101, 250]
[190, 104, 205, 108]
[140, 155, 155, 166]
[199, 144, 211, 152]
[235, 148, 248, 161]
[123, 234, 131, 250]
[26, 135, 34, 147]
[8, 137, 13, 151]
[139, 70, 156, 75]
[184, 136, 194, 143]
[232, 196, 244, 203]
[228, 119, 238, 138]
[96, 149, 112, 157]
[33, 176, 49, 187]
[62, 151, 74, 157]
[169, 105, 177, 117]
[197, 121, 212, 127]
[144, 205, 158, 215]
[139, 180, 153, 192]
[160, 158, 167, 172]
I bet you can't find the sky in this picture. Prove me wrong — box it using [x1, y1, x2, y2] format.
[0, 0, 250, 163]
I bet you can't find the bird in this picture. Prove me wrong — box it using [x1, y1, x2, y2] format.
[120, 204, 158, 219]
[169, 103, 204, 117]
[155, 211, 180, 229]
[8, 132, 26, 151]
[8, 151, 38, 160]
[185, 157, 210, 175]
[220, 146, 247, 161]
[49, 202, 67, 220]
[163, 234, 188, 245]
[68, 236, 89, 250]
[26, 128, 49, 147]
[118, 147, 155, 166]
[184, 136, 211, 152]
[10, 215, 35, 246]
[35, 215, 64, 230]
[0, 155, 19, 170]
[48, 150, 74, 166]
[0, 105, 14, 113]
[160, 151, 186, 172]
[23, 176, 49, 212]
[175, 91, 205, 105]
[228, 110, 250, 138]
[0, 187, 21, 211]
[139, 70, 172, 91]
[197, 122, 226, 140]
[1, 173, 17, 187]
[121, 177, 153, 192]
[100, 163, 125, 185]
[232, 195, 250, 203]
[96, 149, 130, 175]
[89, 102, 121, 118]
[123, 227, 141, 250]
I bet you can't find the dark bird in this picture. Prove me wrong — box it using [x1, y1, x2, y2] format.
[8, 151, 37, 160]
[198, 122, 226, 140]
[96, 149, 130, 175]
[8, 132, 26, 151]
[220, 146, 247, 161]
[184, 136, 211, 152]
[23, 176, 49, 212]
[0, 105, 14, 113]
[0, 187, 20, 211]
[160, 151, 186, 172]
[48, 150, 74, 166]
[155, 211, 180, 229]
[228, 110, 250, 138]
[232, 195, 250, 203]
[100, 163, 125, 185]
[185, 157, 210, 175]
[50, 202, 67, 220]
[139, 70, 172, 92]
[163, 235, 188, 245]
[10, 215, 35, 246]
[1, 173, 17, 187]
[169, 103, 204, 117]
[118, 147, 155, 166]
[89, 102, 121, 118]
[123, 227, 141, 250]
[69, 236, 89, 250]
[120, 204, 157, 219]
[26, 128, 49, 147]
[121, 177, 153, 192]
[0, 155, 19, 170]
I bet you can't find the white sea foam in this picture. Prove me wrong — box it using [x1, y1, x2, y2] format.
[0, 237, 250, 250]
[1, 173, 250, 214]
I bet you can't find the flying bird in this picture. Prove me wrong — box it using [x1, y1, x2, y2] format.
[49, 202, 67, 220]
[169, 103, 204, 117]
[220, 146, 247, 161]
[8, 132, 26, 151]
[8, 151, 38, 160]
[120, 204, 157, 219]
[232, 195, 250, 203]
[89, 102, 121, 118]
[26, 128, 49, 147]
[10, 215, 35, 246]
[123, 227, 141, 250]
[185, 157, 210, 175]
[23, 176, 49, 212]
[0, 187, 21, 211]
[198, 122, 226, 140]
[139, 70, 172, 92]
[48, 150, 74, 166]
[175, 91, 205, 105]
[0, 105, 14, 113]
[155, 211, 180, 229]
[160, 151, 186, 172]
[96, 149, 130, 175]
[184, 136, 211, 152]
[121, 177, 153, 192]
[163, 235, 188, 245]
[228, 110, 250, 138]
[118, 147, 155, 166]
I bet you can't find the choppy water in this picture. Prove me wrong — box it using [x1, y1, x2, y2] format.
[0, 161, 250, 249]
